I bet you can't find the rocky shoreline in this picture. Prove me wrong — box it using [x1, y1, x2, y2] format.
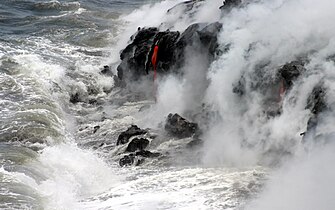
[76, 0, 328, 167]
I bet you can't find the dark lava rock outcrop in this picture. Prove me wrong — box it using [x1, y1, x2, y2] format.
[119, 154, 136, 167]
[117, 22, 222, 82]
[278, 61, 305, 90]
[119, 150, 162, 167]
[117, 125, 147, 145]
[165, 113, 200, 138]
[125, 138, 150, 152]
[302, 84, 328, 140]
[220, 0, 242, 12]
[232, 59, 328, 142]
[135, 150, 161, 158]
[233, 61, 306, 98]
[116, 125, 162, 167]
[306, 85, 327, 115]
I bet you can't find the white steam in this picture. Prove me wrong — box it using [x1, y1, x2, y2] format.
[204, 0, 335, 165]
[246, 142, 335, 210]
[123, 0, 335, 208]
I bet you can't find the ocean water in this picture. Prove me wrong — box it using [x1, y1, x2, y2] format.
[1, 0, 335, 209]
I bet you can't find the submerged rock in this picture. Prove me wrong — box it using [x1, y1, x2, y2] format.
[165, 113, 199, 138]
[116, 125, 147, 145]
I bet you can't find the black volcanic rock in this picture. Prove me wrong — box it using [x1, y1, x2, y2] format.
[119, 154, 135, 167]
[198, 22, 223, 59]
[165, 113, 199, 138]
[119, 150, 160, 167]
[116, 22, 222, 82]
[220, 0, 243, 12]
[70, 92, 81, 104]
[125, 138, 150, 152]
[302, 84, 328, 141]
[100, 65, 114, 77]
[135, 150, 161, 158]
[117, 125, 147, 145]
[118, 27, 159, 80]
[233, 60, 306, 97]
[306, 85, 326, 115]
[278, 61, 305, 89]
[93, 125, 100, 134]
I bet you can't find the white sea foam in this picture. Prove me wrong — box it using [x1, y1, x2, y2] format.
[80, 167, 265, 210]
[35, 143, 119, 210]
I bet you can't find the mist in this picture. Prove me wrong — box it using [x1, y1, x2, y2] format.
[246, 141, 335, 210]
[201, 0, 335, 165]
[110, 0, 335, 207]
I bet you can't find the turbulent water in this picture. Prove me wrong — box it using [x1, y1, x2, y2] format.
[1, 0, 335, 209]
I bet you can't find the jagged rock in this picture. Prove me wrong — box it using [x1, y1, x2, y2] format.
[100, 65, 109, 74]
[302, 85, 327, 141]
[278, 61, 305, 89]
[116, 125, 147, 145]
[306, 85, 326, 115]
[117, 21, 222, 82]
[119, 154, 135, 167]
[125, 138, 150, 152]
[100, 65, 113, 76]
[135, 150, 161, 158]
[231, 60, 307, 118]
[118, 27, 159, 80]
[119, 150, 160, 167]
[233, 60, 305, 97]
[70, 92, 80, 104]
[93, 126, 100, 134]
[233, 76, 246, 96]
[88, 99, 98, 105]
[220, 0, 242, 11]
[145, 31, 180, 72]
[198, 22, 223, 58]
[165, 113, 199, 138]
